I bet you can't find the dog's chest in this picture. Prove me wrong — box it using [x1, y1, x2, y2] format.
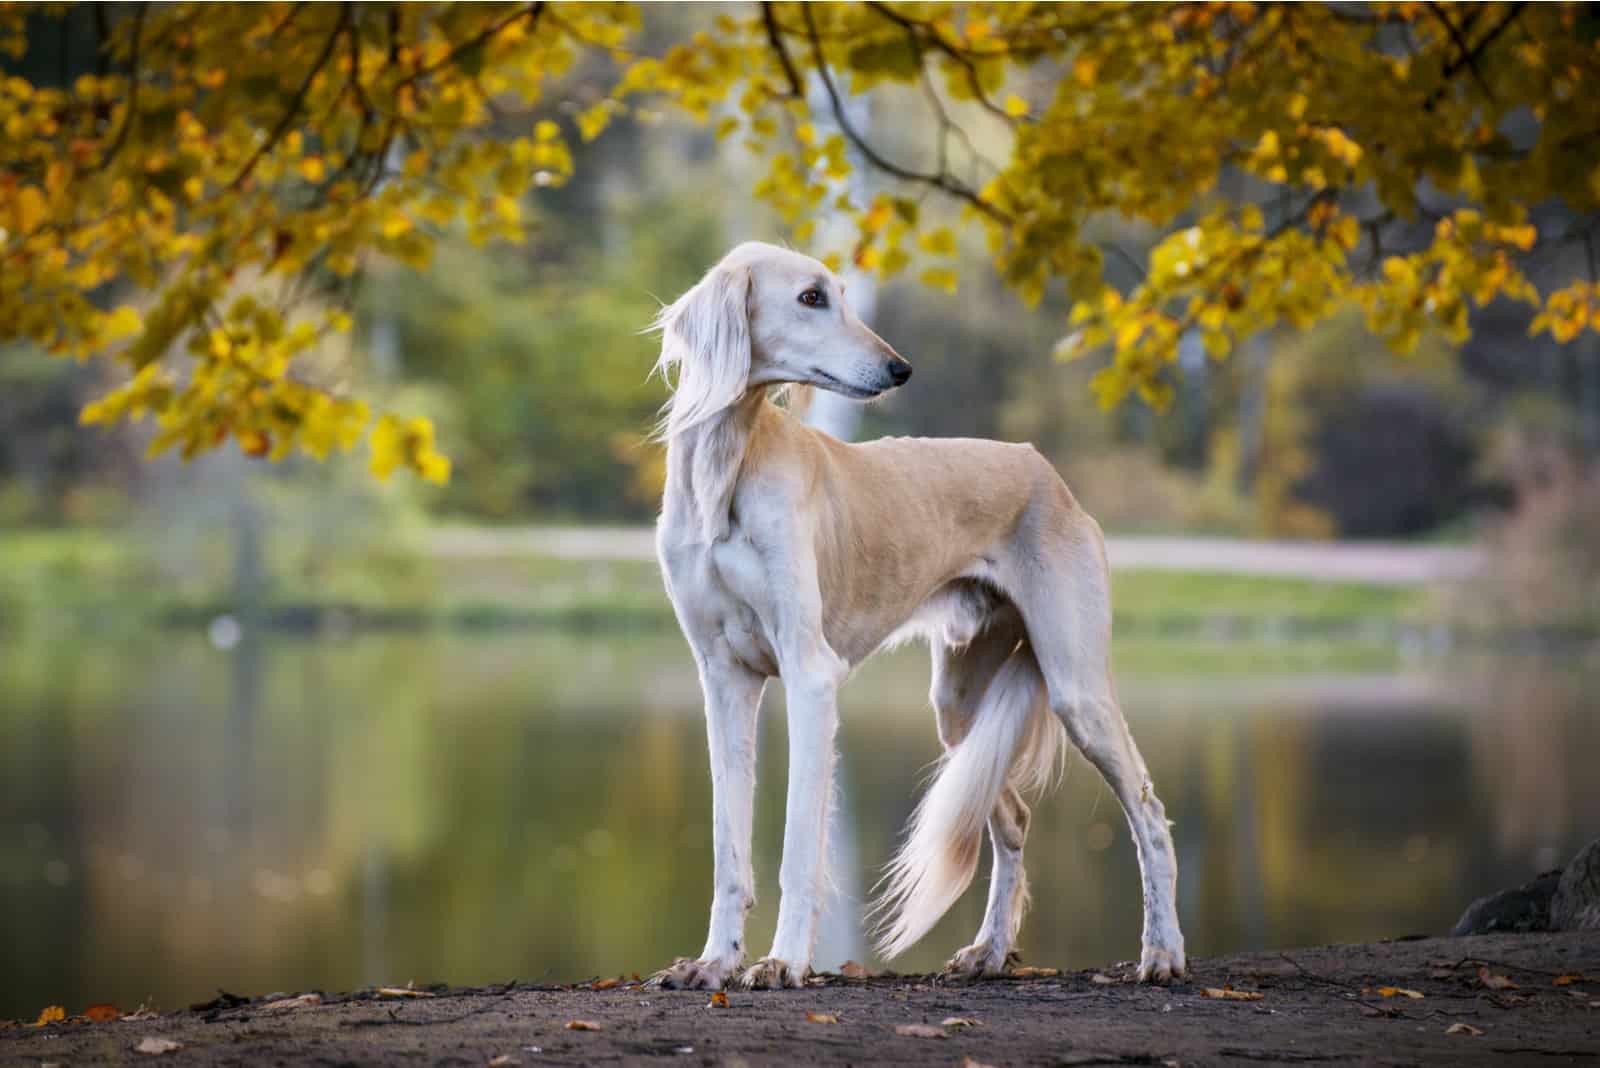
[660, 533, 780, 675]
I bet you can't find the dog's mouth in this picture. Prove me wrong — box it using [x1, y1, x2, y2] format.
[809, 367, 883, 399]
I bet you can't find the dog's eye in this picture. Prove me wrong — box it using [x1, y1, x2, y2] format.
[798, 288, 827, 308]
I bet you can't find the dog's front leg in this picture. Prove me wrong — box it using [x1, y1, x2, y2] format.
[739, 647, 845, 990]
[651, 656, 765, 990]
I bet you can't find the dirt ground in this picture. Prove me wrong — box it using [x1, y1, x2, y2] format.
[5, 932, 1597, 1066]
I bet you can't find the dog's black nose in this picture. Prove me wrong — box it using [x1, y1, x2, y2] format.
[889, 361, 913, 386]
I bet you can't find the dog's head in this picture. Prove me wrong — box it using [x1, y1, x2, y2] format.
[652, 241, 912, 436]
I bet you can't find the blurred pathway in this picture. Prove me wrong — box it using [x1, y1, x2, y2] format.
[428, 526, 1482, 586]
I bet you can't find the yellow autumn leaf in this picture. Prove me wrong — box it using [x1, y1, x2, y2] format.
[14, 185, 45, 233]
[918, 227, 957, 256]
[103, 305, 143, 341]
[298, 156, 326, 183]
[1201, 987, 1263, 1001]
[1003, 93, 1029, 117]
[32, 1005, 66, 1027]
[577, 103, 612, 142]
[369, 415, 404, 481]
[920, 267, 958, 293]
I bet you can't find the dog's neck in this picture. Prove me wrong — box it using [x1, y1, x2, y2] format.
[663, 390, 768, 544]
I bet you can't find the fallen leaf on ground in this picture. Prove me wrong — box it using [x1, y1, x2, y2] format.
[1201, 987, 1263, 1001]
[941, 1016, 980, 1029]
[488, 1055, 519, 1067]
[706, 991, 729, 1009]
[135, 1037, 182, 1055]
[378, 986, 435, 998]
[1446, 1022, 1484, 1036]
[1360, 1003, 1403, 1018]
[31, 1006, 65, 1027]
[83, 1003, 121, 1022]
[591, 977, 621, 990]
[961, 1058, 998, 1068]
[895, 1022, 946, 1038]
[1090, 973, 1118, 985]
[806, 1012, 838, 1024]
[564, 1019, 602, 1031]
[1376, 986, 1424, 999]
[1009, 966, 1059, 979]
[839, 960, 873, 979]
[1553, 973, 1585, 986]
[1476, 966, 1518, 990]
[262, 993, 322, 1011]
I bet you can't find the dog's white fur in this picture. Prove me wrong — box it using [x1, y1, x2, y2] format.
[649, 242, 1186, 990]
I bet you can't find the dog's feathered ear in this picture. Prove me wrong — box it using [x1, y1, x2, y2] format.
[651, 263, 752, 438]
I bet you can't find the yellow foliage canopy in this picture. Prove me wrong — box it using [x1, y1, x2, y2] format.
[2, 2, 1597, 478]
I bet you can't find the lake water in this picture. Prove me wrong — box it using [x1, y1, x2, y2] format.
[3, 628, 1597, 1020]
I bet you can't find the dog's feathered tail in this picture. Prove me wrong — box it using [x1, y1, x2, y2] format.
[871, 644, 1064, 960]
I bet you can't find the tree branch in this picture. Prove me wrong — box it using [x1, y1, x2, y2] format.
[228, 5, 349, 191]
[397, 2, 543, 88]
[1425, 1, 1496, 100]
[864, 1, 1017, 125]
[1423, 1, 1525, 111]
[760, 2, 804, 99]
[97, 3, 146, 171]
[798, 3, 1008, 223]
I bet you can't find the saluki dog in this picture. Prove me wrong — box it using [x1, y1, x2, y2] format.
[648, 242, 1185, 990]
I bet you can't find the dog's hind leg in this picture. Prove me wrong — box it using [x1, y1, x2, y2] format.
[1011, 514, 1186, 983]
[927, 622, 1040, 979]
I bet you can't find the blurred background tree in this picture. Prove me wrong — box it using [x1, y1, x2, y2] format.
[1, 1, 1597, 548]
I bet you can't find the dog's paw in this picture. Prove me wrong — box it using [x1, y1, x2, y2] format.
[941, 942, 1017, 981]
[646, 956, 734, 990]
[736, 957, 807, 990]
[1136, 943, 1186, 984]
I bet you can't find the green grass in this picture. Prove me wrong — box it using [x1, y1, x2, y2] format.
[0, 526, 1426, 639]
[1110, 569, 1425, 627]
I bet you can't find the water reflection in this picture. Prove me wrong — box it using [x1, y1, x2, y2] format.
[1, 630, 1596, 1019]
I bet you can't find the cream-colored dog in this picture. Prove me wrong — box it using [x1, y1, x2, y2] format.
[648, 242, 1185, 990]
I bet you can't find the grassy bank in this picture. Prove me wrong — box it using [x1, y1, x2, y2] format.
[0, 527, 1444, 681]
[0, 526, 1427, 635]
